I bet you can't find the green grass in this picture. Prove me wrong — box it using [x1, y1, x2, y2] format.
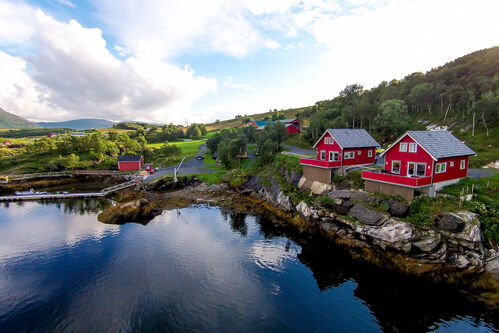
[284, 133, 313, 150]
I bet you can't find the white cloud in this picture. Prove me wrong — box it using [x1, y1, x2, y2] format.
[0, 4, 217, 123]
[56, 0, 76, 8]
[222, 77, 254, 90]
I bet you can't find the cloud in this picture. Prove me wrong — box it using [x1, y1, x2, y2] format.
[0, 4, 217, 123]
[223, 77, 254, 91]
[56, 0, 76, 8]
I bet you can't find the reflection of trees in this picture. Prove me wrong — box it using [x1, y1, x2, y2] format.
[38, 199, 113, 215]
[251, 216, 497, 332]
[220, 210, 248, 237]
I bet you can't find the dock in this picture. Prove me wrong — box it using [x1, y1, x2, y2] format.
[0, 178, 141, 202]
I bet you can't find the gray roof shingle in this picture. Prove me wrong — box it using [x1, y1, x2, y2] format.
[407, 131, 475, 159]
[118, 155, 142, 162]
[326, 129, 379, 148]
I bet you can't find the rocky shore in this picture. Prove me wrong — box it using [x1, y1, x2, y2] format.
[91, 172, 498, 307]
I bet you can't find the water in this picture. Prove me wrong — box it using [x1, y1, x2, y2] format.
[0, 200, 496, 332]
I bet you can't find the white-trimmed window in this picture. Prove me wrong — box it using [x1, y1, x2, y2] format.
[391, 161, 401, 174]
[320, 151, 326, 160]
[408, 142, 417, 153]
[460, 160, 466, 170]
[329, 151, 339, 161]
[324, 137, 334, 145]
[435, 162, 447, 173]
[399, 142, 408, 152]
[450, 161, 454, 167]
[344, 151, 355, 159]
[357, 150, 361, 156]
[368, 150, 373, 157]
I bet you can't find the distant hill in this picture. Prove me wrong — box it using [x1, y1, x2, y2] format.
[0, 108, 40, 129]
[37, 118, 115, 130]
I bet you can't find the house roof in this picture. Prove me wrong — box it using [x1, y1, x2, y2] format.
[406, 131, 476, 159]
[253, 120, 272, 127]
[314, 129, 379, 148]
[118, 155, 143, 162]
[278, 118, 298, 123]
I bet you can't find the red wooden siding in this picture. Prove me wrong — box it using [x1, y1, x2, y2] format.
[432, 156, 469, 183]
[362, 170, 432, 188]
[384, 135, 434, 177]
[313, 132, 376, 167]
[118, 157, 144, 171]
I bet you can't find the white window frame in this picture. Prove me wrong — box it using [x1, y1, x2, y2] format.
[357, 150, 361, 156]
[399, 142, 408, 152]
[391, 160, 401, 174]
[407, 162, 426, 177]
[320, 150, 326, 160]
[460, 160, 466, 170]
[450, 161, 454, 167]
[344, 151, 355, 159]
[408, 142, 417, 153]
[324, 137, 334, 145]
[329, 151, 339, 162]
[435, 162, 447, 173]
[368, 150, 373, 158]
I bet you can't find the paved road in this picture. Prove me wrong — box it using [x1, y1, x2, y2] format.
[283, 144, 315, 156]
[147, 144, 216, 181]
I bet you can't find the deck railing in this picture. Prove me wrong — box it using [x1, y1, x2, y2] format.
[362, 169, 432, 188]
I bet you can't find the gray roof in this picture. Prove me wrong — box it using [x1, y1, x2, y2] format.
[406, 131, 476, 159]
[118, 155, 142, 162]
[325, 129, 379, 148]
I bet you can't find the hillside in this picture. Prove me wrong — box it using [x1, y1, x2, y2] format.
[0, 108, 40, 129]
[37, 118, 115, 130]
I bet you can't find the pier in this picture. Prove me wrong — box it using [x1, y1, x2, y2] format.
[0, 179, 141, 202]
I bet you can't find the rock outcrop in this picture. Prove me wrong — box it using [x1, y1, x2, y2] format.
[348, 204, 386, 226]
[98, 198, 161, 224]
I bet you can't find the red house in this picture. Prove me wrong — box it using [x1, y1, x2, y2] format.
[362, 131, 476, 200]
[2, 141, 11, 146]
[47, 133, 60, 138]
[247, 118, 301, 134]
[118, 155, 144, 171]
[300, 129, 379, 184]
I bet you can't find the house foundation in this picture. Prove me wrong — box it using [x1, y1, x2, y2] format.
[364, 180, 415, 201]
[302, 165, 331, 184]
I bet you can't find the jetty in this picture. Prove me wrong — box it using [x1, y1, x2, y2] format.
[0, 179, 141, 202]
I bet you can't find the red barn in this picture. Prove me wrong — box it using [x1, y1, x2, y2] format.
[300, 129, 379, 184]
[362, 131, 475, 200]
[118, 155, 144, 171]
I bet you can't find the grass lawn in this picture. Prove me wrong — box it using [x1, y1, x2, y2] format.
[285, 133, 313, 150]
[0, 137, 41, 144]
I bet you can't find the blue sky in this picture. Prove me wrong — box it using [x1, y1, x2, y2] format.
[0, 0, 497, 124]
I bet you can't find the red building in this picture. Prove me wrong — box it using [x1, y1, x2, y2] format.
[300, 129, 379, 184]
[118, 155, 144, 171]
[362, 131, 475, 200]
[2, 141, 11, 146]
[247, 118, 301, 134]
[47, 133, 60, 138]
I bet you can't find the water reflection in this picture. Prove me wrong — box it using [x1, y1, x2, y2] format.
[0, 202, 496, 333]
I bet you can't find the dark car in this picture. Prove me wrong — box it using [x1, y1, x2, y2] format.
[195, 155, 204, 160]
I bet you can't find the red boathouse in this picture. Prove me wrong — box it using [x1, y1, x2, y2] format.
[300, 129, 379, 184]
[118, 155, 144, 172]
[362, 131, 476, 200]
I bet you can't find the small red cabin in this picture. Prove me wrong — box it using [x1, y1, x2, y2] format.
[2, 141, 11, 146]
[362, 131, 475, 200]
[118, 155, 144, 172]
[300, 129, 379, 184]
[47, 133, 60, 138]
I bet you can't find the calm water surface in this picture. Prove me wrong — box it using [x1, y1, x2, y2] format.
[0, 200, 496, 332]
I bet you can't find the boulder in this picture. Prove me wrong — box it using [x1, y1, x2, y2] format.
[385, 199, 409, 218]
[327, 190, 351, 200]
[239, 176, 263, 195]
[97, 198, 160, 224]
[280, 167, 302, 186]
[436, 213, 465, 233]
[296, 201, 319, 220]
[348, 204, 386, 226]
[331, 200, 354, 215]
[350, 191, 377, 203]
[412, 231, 441, 252]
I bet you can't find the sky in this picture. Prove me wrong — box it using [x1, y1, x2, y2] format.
[0, 0, 497, 124]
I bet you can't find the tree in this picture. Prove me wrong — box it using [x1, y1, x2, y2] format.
[373, 99, 411, 141]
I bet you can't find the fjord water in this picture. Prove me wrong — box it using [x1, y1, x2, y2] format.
[0, 200, 496, 332]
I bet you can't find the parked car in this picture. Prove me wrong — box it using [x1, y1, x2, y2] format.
[195, 155, 204, 160]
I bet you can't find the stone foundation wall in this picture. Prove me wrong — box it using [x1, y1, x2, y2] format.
[302, 165, 331, 184]
[365, 180, 415, 201]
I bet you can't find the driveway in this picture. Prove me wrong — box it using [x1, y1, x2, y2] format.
[147, 144, 216, 181]
[283, 144, 315, 156]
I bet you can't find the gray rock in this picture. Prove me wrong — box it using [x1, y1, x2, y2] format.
[412, 231, 441, 252]
[296, 201, 319, 220]
[350, 191, 377, 203]
[386, 199, 409, 218]
[348, 204, 386, 226]
[327, 190, 351, 200]
[436, 213, 465, 233]
[447, 254, 470, 269]
[331, 200, 354, 215]
[239, 176, 263, 194]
